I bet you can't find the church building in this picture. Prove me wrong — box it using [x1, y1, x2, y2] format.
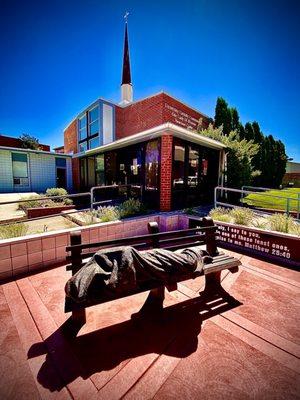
[63, 20, 225, 211]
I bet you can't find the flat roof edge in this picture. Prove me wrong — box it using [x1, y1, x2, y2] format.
[0, 146, 72, 157]
[73, 123, 225, 158]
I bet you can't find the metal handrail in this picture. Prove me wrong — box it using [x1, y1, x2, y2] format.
[242, 185, 300, 194]
[0, 184, 144, 228]
[214, 186, 300, 219]
[0, 201, 112, 227]
[0, 191, 91, 206]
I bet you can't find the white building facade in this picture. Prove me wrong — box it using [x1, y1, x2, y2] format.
[0, 147, 72, 193]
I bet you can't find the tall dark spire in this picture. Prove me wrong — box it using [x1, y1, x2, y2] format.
[121, 22, 132, 85]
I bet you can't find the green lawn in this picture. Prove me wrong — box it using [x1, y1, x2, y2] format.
[242, 188, 300, 212]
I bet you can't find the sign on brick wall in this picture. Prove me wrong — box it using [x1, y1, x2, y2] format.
[164, 104, 200, 130]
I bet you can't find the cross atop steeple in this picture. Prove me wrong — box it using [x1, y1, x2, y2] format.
[120, 12, 133, 104]
[124, 11, 129, 23]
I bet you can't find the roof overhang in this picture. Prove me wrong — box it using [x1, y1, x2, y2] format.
[0, 146, 72, 157]
[74, 123, 226, 158]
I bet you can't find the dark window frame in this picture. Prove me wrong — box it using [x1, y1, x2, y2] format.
[78, 105, 100, 152]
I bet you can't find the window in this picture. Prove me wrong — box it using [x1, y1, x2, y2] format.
[89, 107, 99, 136]
[55, 157, 66, 168]
[145, 140, 160, 191]
[173, 141, 185, 189]
[79, 115, 87, 140]
[78, 105, 100, 152]
[12, 153, 29, 186]
[89, 136, 99, 150]
[187, 145, 199, 187]
[79, 142, 88, 152]
[95, 155, 105, 186]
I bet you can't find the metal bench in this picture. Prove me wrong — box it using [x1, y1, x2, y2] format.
[65, 217, 241, 327]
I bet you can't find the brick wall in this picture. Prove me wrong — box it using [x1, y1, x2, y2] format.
[64, 120, 79, 190]
[115, 94, 164, 139]
[0, 135, 50, 151]
[160, 134, 173, 211]
[115, 92, 210, 139]
[64, 120, 78, 154]
[283, 173, 300, 187]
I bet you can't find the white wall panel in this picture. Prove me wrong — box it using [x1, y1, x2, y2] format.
[102, 103, 113, 145]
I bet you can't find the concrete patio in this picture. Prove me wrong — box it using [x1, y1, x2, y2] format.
[0, 249, 299, 399]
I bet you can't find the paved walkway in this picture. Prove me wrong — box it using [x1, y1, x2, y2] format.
[0, 250, 299, 399]
[0, 193, 36, 221]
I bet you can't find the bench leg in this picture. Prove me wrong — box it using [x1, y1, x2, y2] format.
[132, 286, 165, 318]
[71, 308, 86, 327]
[203, 271, 222, 295]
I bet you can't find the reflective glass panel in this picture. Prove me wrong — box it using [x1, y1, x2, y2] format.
[145, 140, 160, 191]
[89, 120, 99, 136]
[12, 153, 28, 178]
[95, 154, 105, 186]
[187, 146, 199, 187]
[89, 107, 98, 123]
[79, 115, 87, 129]
[79, 142, 88, 152]
[89, 136, 99, 149]
[173, 142, 185, 189]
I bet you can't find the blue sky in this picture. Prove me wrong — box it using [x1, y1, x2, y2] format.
[0, 0, 299, 160]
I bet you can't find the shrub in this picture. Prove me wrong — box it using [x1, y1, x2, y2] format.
[183, 207, 198, 215]
[229, 207, 254, 226]
[45, 188, 73, 205]
[0, 222, 28, 239]
[209, 207, 231, 222]
[290, 222, 300, 236]
[119, 198, 144, 218]
[80, 210, 99, 225]
[97, 206, 120, 222]
[18, 195, 42, 211]
[252, 219, 267, 230]
[267, 213, 295, 234]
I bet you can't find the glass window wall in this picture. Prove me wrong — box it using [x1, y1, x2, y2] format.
[145, 140, 160, 191]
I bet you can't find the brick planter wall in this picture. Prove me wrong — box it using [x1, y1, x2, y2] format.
[27, 205, 74, 219]
[0, 213, 188, 282]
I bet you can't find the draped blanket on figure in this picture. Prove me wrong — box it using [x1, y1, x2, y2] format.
[65, 246, 212, 303]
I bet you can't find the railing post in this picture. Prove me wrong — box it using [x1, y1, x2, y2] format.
[297, 194, 300, 220]
[286, 198, 290, 217]
[90, 187, 94, 211]
[148, 221, 160, 248]
[214, 186, 218, 208]
[70, 231, 83, 275]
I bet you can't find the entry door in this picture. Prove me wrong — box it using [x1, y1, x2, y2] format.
[56, 168, 67, 188]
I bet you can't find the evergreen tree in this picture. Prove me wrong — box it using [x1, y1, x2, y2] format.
[19, 133, 41, 150]
[251, 122, 264, 185]
[244, 122, 255, 141]
[230, 108, 240, 131]
[212, 97, 288, 188]
[214, 97, 232, 135]
[238, 123, 246, 140]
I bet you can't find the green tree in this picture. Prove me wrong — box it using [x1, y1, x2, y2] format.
[199, 124, 259, 189]
[213, 97, 288, 188]
[214, 97, 232, 135]
[244, 122, 254, 141]
[19, 134, 41, 150]
[230, 107, 240, 132]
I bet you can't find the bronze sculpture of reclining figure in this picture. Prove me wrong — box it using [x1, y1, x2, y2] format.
[65, 245, 213, 304]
